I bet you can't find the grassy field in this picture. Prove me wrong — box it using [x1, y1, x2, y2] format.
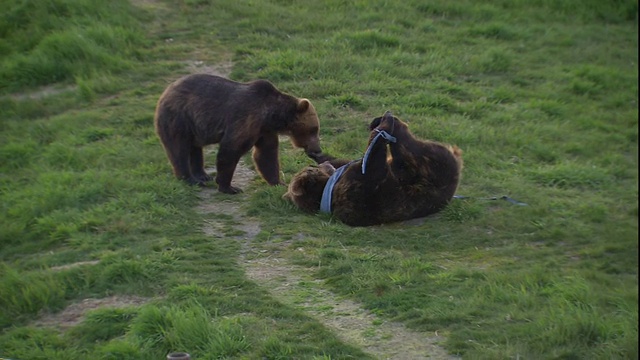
[0, 0, 637, 359]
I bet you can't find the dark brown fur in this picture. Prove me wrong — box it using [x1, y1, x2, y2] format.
[283, 112, 463, 226]
[154, 74, 328, 194]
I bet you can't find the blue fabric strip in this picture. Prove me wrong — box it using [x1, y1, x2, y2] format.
[361, 130, 396, 175]
[320, 163, 350, 213]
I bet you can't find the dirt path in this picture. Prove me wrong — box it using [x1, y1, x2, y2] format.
[196, 159, 458, 360]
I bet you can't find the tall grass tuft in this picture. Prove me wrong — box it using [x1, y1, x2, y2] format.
[130, 302, 249, 358]
[0, 264, 66, 327]
[0, 0, 149, 93]
[66, 307, 139, 343]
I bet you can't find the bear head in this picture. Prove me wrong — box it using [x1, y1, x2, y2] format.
[282, 161, 335, 213]
[287, 99, 323, 159]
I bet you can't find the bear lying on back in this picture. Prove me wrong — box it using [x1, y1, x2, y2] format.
[283, 111, 463, 226]
[154, 74, 331, 194]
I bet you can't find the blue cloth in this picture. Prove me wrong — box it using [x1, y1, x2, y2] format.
[320, 163, 350, 213]
[361, 130, 396, 174]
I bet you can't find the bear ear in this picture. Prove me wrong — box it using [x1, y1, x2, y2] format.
[370, 111, 398, 131]
[286, 184, 303, 197]
[297, 98, 310, 113]
[369, 116, 382, 130]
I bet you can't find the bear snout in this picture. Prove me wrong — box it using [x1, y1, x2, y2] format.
[304, 141, 323, 155]
[305, 144, 323, 154]
[306, 150, 331, 164]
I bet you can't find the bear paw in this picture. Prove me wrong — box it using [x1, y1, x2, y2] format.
[185, 177, 209, 187]
[193, 173, 213, 183]
[376, 111, 396, 134]
[218, 185, 243, 194]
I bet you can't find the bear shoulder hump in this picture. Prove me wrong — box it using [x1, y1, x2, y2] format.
[248, 79, 278, 95]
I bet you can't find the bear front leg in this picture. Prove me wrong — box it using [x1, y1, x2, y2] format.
[253, 134, 285, 186]
[359, 127, 391, 182]
[215, 146, 244, 194]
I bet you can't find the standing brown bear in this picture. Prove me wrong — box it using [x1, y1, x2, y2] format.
[154, 74, 330, 194]
[283, 111, 464, 226]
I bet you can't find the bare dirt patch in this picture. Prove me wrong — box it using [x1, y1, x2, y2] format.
[33, 261, 151, 332]
[49, 260, 100, 271]
[130, 0, 169, 10]
[6, 84, 76, 101]
[185, 59, 233, 77]
[34, 295, 149, 331]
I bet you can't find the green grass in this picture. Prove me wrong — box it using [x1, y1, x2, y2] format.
[0, 0, 638, 359]
[0, 0, 151, 93]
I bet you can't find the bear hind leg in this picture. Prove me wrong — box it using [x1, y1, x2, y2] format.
[162, 138, 206, 186]
[215, 146, 245, 194]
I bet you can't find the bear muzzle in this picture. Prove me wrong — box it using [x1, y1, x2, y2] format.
[306, 150, 333, 164]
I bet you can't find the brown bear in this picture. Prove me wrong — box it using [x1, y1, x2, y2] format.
[154, 74, 331, 194]
[283, 111, 463, 226]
